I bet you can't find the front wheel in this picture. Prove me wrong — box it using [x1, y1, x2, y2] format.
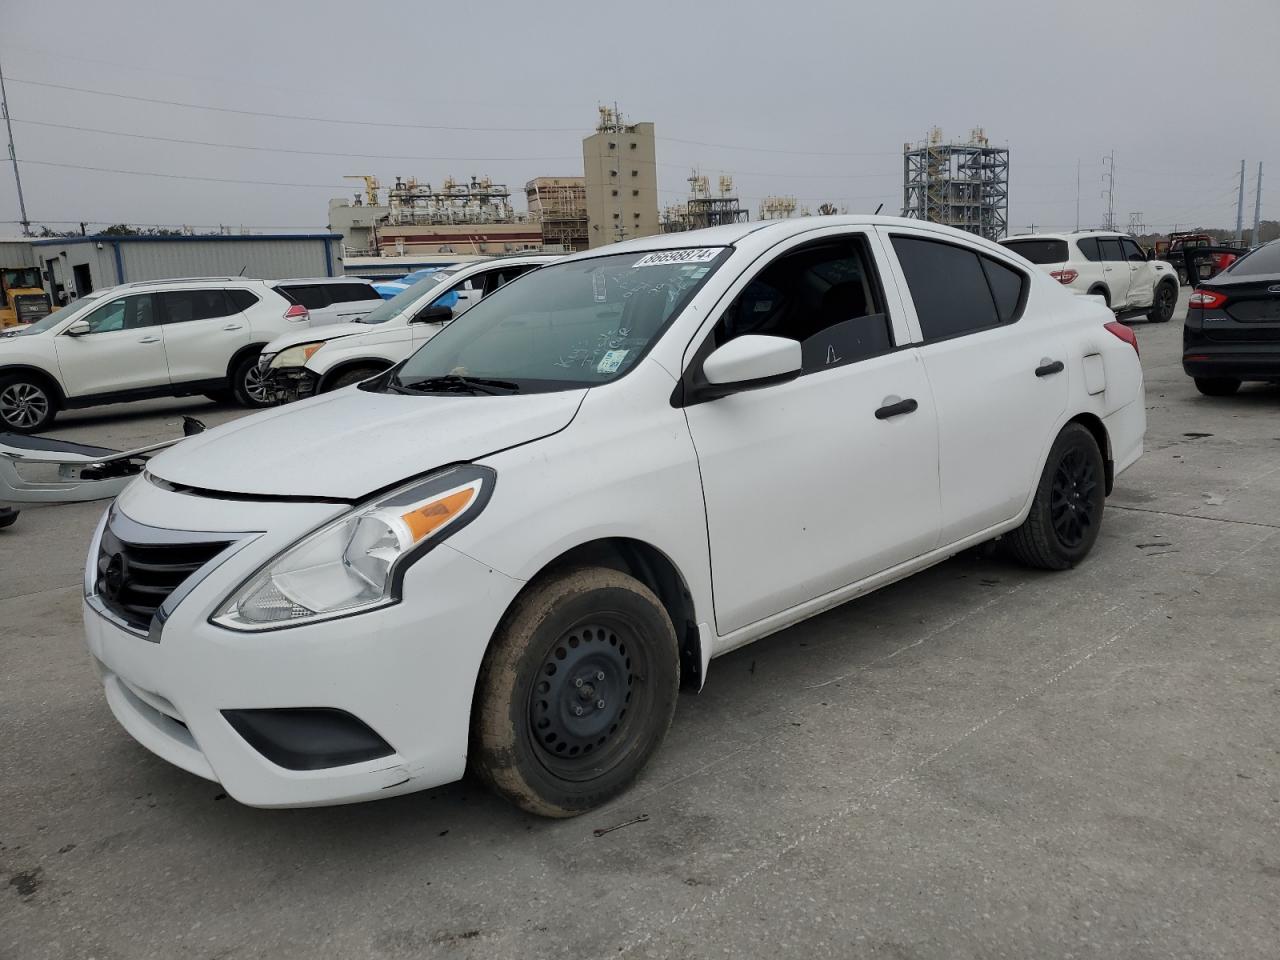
[1008, 423, 1105, 571]
[230, 356, 273, 408]
[470, 566, 680, 817]
[1147, 282, 1177, 323]
[0, 374, 57, 433]
[1194, 377, 1241, 397]
[322, 365, 384, 392]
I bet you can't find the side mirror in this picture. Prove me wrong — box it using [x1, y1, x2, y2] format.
[65, 320, 91, 337]
[700, 335, 802, 395]
[411, 305, 453, 324]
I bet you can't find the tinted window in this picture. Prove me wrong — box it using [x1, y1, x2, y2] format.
[79, 294, 155, 334]
[228, 289, 260, 311]
[279, 284, 332, 310]
[1224, 240, 1280, 277]
[712, 240, 891, 372]
[482, 265, 534, 296]
[161, 289, 237, 324]
[891, 236, 999, 341]
[1120, 239, 1146, 263]
[1099, 238, 1125, 262]
[326, 282, 380, 303]
[1001, 239, 1068, 264]
[981, 257, 1027, 325]
[1076, 237, 1102, 262]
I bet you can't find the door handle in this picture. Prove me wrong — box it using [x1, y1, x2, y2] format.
[1035, 360, 1065, 377]
[223, 323, 244, 331]
[875, 397, 918, 420]
[138, 336, 161, 344]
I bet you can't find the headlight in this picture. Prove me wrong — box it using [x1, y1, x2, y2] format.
[212, 465, 495, 631]
[269, 342, 328, 369]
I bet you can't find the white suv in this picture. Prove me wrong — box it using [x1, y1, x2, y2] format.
[1001, 232, 1180, 323]
[260, 255, 557, 402]
[0, 277, 322, 432]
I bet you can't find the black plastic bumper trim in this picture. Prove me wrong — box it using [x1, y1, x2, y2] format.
[222, 708, 394, 771]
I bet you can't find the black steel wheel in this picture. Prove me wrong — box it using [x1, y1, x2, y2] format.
[1007, 423, 1105, 570]
[471, 566, 680, 817]
[1147, 281, 1177, 323]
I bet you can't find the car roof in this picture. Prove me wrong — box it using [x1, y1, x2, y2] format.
[1003, 231, 1130, 242]
[269, 277, 374, 286]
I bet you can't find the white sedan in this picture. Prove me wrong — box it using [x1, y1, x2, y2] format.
[82, 217, 1144, 816]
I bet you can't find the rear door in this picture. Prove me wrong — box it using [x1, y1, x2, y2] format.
[53, 293, 166, 397]
[882, 228, 1068, 544]
[1098, 237, 1131, 308]
[157, 288, 252, 385]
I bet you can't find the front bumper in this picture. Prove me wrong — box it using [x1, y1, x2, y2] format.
[259, 363, 320, 405]
[84, 479, 522, 807]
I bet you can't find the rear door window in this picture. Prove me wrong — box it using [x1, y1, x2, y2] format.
[890, 235, 1001, 341]
[160, 289, 239, 324]
[481, 265, 536, 296]
[228, 289, 260, 311]
[1099, 238, 1125, 262]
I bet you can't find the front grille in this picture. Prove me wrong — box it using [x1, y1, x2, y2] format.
[97, 527, 230, 631]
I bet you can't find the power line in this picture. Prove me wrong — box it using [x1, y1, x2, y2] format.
[18, 158, 355, 189]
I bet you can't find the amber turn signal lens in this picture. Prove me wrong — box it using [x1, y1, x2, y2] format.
[400, 487, 476, 542]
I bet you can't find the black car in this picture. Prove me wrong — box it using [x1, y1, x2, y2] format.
[1183, 239, 1280, 396]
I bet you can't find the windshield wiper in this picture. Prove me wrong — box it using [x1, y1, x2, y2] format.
[394, 374, 520, 395]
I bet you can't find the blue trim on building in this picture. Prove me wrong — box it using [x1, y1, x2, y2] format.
[111, 240, 126, 283]
[28, 233, 342, 247]
[323, 238, 333, 277]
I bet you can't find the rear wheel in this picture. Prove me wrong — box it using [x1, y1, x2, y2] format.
[1147, 281, 1177, 323]
[323, 365, 384, 392]
[470, 566, 680, 817]
[0, 508, 18, 529]
[230, 356, 273, 408]
[203, 389, 234, 404]
[0, 374, 57, 433]
[1088, 286, 1110, 309]
[1008, 423, 1105, 571]
[1194, 376, 1241, 397]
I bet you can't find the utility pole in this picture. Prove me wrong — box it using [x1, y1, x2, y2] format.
[1075, 159, 1081, 231]
[0, 48, 32, 237]
[1102, 151, 1116, 231]
[1251, 162, 1263, 247]
[1234, 159, 1246, 243]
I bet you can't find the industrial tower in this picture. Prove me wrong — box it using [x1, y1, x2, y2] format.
[902, 127, 1009, 241]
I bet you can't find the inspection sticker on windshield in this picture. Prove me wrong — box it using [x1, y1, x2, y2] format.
[597, 349, 629, 373]
[633, 248, 720, 268]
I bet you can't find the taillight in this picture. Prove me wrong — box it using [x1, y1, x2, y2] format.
[284, 304, 310, 322]
[1188, 289, 1227, 310]
[1049, 269, 1079, 284]
[1105, 320, 1139, 356]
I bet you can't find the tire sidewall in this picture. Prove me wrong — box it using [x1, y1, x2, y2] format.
[1150, 282, 1176, 322]
[1032, 424, 1105, 566]
[472, 567, 680, 817]
[232, 356, 273, 408]
[0, 375, 56, 433]
[325, 366, 381, 392]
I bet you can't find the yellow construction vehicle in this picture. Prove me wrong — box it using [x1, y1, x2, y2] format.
[0, 265, 51, 328]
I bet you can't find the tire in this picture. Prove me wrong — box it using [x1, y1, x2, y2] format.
[323, 365, 383, 392]
[470, 566, 680, 818]
[1007, 423, 1105, 571]
[0, 373, 57, 433]
[230, 355, 273, 408]
[0, 509, 18, 529]
[1194, 377, 1241, 397]
[1088, 286, 1110, 309]
[204, 389, 234, 404]
[1147, 281, 1177, 323]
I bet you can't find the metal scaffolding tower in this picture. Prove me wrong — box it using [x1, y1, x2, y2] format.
[902, 127, 1009, 241]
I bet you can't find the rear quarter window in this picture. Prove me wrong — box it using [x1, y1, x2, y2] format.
[278, 284, 332, 310]
[1001, 239, 1068, 265]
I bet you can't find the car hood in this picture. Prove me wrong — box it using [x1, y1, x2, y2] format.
[146, 386, 587, 499]
[261, 322, 387, 355]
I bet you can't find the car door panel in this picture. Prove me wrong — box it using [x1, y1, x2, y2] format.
[52, 293, 167, 398]
[681, 230, 941, 636]
[1099, 238, 1131, 308]
[159, 289, 252, 385]
[1121, 238, 1153, 307]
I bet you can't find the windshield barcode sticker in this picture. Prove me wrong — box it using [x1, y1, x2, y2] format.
[597, 349, 629, 373]
[633, 248, 721, 268]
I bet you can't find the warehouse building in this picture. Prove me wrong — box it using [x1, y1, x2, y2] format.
[0, 233, 342, 306]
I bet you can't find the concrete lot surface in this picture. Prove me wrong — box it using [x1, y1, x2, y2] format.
[3, 292, 1278, 959]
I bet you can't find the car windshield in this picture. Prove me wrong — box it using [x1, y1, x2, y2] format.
[387, 247, 730, 395]
[1001, 239, 1068, 264]
[355, 269, 462, 324]
[1223, 241, 1280, 277]
[12, 291, 104, 336]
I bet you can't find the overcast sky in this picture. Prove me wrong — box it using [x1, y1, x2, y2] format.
[2, 0, 1277, 236]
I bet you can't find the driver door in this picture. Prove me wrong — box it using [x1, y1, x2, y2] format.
[681, 231, 941, 636]
[53, 293, 167, 399]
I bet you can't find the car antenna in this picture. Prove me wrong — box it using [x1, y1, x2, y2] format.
[874, 203, 884, 215]
[238, 265, 247, 276]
